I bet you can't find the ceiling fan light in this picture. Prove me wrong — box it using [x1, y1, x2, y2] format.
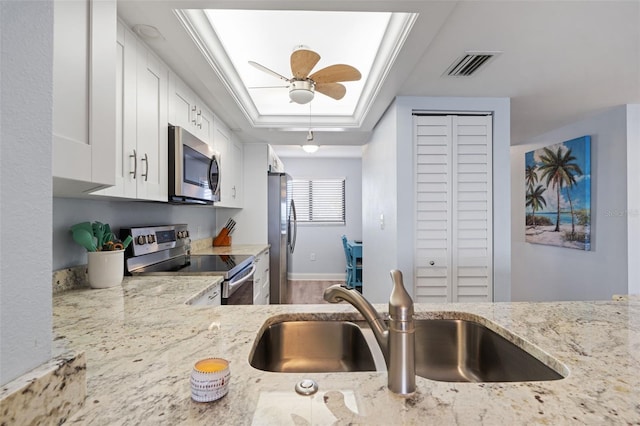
[289, 80, 315, 104]
[302, 144, 319, 153]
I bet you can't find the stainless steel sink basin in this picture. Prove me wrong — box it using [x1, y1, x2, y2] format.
[249, 320, 377, 373]
[411, 319, 564, 382]
[249, 317, 565, 383]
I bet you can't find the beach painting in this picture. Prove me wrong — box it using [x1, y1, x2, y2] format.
[525, 135, 591, 250]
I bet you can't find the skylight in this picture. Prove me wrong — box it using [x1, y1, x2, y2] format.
[175, 9, 417, 129]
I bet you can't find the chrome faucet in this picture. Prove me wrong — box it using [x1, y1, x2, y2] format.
[324, 270, 415, 395]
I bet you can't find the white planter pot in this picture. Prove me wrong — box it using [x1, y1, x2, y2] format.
[87, 249, 124, 289]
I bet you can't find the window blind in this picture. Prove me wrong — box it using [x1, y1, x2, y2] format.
[289, 178, 345, 224]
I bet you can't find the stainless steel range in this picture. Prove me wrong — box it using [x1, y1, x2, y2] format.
[121, 224, 255, 305]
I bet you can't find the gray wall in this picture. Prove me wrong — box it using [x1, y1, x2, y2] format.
[510, 105, 630, 301]
[53, 197, 218, 270]
[1, 1, 53, 385]
[284, 157, 362, 279]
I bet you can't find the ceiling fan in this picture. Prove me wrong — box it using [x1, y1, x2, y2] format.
[248, 47, 361, 104]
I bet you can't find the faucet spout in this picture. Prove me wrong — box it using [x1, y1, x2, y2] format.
[323, 284, 389, 359]
[323, 270, 416, 395]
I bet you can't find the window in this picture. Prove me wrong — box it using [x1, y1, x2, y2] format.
[289, 178, 346, 224]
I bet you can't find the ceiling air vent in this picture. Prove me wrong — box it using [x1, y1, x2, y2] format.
[444, 51, 501, 77]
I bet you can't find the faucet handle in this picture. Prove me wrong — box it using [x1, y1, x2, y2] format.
[389, 270, 414, 321]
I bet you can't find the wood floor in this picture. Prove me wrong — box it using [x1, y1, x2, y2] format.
[286, 280, 345, 304]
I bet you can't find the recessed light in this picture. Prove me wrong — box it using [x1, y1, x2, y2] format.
[132, 24, 164, 40]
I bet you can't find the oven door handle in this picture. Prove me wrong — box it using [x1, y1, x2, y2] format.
[227, 264, 256, 295]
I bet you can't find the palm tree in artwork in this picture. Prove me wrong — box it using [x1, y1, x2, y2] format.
[526, 184, 547, 228]
[537, 146, 583, 232]
[525, 164, 538, 191]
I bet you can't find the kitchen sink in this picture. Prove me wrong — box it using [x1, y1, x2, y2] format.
[249, 317, 565, 383]
[249, 320, 378, 373]
[410, 319, 564, 382]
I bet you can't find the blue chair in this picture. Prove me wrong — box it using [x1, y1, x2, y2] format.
[341, 235, 362, 289]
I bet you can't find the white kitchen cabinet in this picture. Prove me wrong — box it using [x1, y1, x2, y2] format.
[93, 22, 167, 202]
[213, 118, 244, 208]
[413, 114, 493, 303]
[253, 249, 270, 305]
[268, 145, 285, 172]
[168, 72, 213, 145]
[52, 0, 116, 195]
[135, 41, 168, 201]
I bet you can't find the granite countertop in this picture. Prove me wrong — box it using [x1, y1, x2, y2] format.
[52, 276, 640, 425]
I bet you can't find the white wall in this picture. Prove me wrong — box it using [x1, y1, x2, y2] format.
[362, 96, 512, 304]
[0, 1, 53, 385]
[511, 106, 630, 301]
[53, 197, 218, 270]
[362, 102, 399, 302]
[284, 157, 362, 279]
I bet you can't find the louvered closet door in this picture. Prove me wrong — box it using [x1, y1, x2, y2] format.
[414, 115, 493, 303]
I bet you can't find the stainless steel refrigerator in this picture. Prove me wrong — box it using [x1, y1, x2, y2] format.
[268, 172, 297, 304]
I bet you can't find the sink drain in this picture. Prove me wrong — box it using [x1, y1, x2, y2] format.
[295, 379, 319, 396]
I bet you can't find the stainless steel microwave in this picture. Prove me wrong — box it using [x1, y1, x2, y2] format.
[168, 125, 220, 204]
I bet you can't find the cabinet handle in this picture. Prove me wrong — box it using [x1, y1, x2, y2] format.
[197, 110, 202, 129]
[232, 185, 236, 199]
[141, 153, 149, 182]
[191, 106, 197, 125]
[129, 149, 137, 179]
[429, 261, 435, 266]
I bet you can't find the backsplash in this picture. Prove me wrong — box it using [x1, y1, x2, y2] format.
[52, 237, 214, 294]
[52, 266, 89, 294]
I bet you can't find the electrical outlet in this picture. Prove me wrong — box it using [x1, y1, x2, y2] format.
[310, 252, 316, 261]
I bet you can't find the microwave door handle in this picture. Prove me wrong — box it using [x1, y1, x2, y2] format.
[207, 158, 214, 190]
[227, 265, 256, 294]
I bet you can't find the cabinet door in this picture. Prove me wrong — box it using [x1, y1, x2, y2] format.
[135, 42, 168, 201]
[96, 21, 137, 198]
[197, 105, 214, 146]
[52, 0, 116, 193]
[229, 136, 244, 207]
[169, 73, 197, 131]
[213, 119, 232, 206]
[414, 115, 492, 303]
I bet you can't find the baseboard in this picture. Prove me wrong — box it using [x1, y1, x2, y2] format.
[288, 273, 346, 281]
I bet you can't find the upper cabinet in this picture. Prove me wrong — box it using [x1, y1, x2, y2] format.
[268, 145, 285, 173]
[93, 21, 168, 202]
[52, 0, 116, 195]
[213, 118, 244, 208]
[168, 72, 214, 146]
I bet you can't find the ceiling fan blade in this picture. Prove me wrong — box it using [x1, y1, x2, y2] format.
[248, 61, 290, 82]
[291, 49, 321, 79]
[310, 64, 361, 84]
[315, 83, 347, 100]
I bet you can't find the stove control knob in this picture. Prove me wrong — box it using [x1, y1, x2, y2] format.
[185, 230, 190, 238]
[147, 234, 156, 244]
[136, 235, 147, 245]
[176, 231, 183, 239]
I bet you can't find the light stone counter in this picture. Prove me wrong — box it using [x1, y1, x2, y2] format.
[52, 276, 640, 425]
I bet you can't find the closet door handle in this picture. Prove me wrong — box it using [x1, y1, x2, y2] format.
[129, 149, 137, 179]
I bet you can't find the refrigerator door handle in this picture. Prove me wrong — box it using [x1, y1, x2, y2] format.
[289, 199, 297, 253]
